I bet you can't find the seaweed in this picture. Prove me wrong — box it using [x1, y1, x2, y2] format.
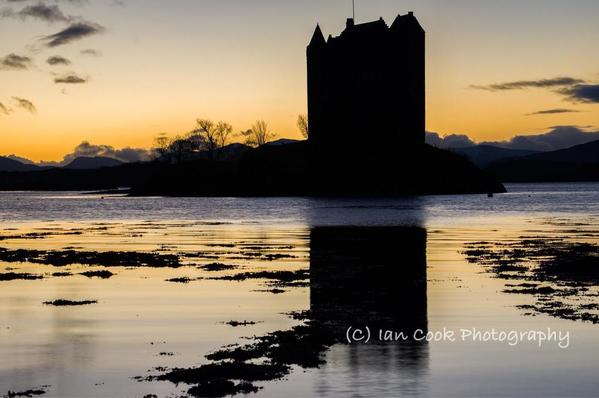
[43, 299, 98, 306]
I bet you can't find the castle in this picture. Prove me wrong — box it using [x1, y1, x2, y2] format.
[307, 13, 425, 164]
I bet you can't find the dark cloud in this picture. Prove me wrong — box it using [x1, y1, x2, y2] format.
[425, 132, 476, 148]
[80, 48, 101, 57]
[471, 75, 599, 104]
[41, 20, 104, 47]
[558, 84, 599, 103]
[427, 126, 599, 152]
[66, 141, 147, 163]
[0, 53, 32, 70]
[40, 141, 154, 166]
[12, 96, 36, 113]
[18, 3, 68, 22]
[54, 72, 87, 83]
[471, 77, 585, 91]
[526, 108, 580, 116]
[6, 0, 88, 3]
[480, 126, 599, 151]
[46, 55, 71, 65]
[0, 102, 10, 115]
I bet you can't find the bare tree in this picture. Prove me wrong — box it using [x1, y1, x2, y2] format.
[297, 114, 309, 139]
[191, 119, 233, 156]
[241, 120, 276, 147]
[168, 135, 187, 163]
[153, 133, 171, 160]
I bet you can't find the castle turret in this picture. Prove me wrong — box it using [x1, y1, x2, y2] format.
[306, 13, 426, 193]
[308, 24, 325, 48]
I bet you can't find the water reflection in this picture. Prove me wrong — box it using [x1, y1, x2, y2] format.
[1, 295, 99, 395]
[147, 225, 430, 397]
[309, 226, 429, 396]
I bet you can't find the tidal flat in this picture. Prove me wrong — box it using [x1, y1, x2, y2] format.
[1, 184, 599, 397]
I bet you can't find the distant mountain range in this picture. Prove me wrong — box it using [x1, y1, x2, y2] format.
[449, 146, 541, 168]
[522, 140, 599, 164]
[0, 142, 505, 195]
[64, 156, 124, 170]
[0, 156, 125, 172]
[3, 137, 599, 183]
[487, 139, 599, 182]
[0, 156, 41, 172]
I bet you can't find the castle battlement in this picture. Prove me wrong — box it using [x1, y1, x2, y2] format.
[307, 13, 425, 157]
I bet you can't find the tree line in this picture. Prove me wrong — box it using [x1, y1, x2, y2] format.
[153, 114, 309, 162]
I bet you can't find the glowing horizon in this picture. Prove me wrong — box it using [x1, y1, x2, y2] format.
[1, 0, 598, 162]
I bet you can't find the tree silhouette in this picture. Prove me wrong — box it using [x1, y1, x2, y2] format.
[153, 133, 171, 160]
[297, 114, 309, 139]
[240, 120, 276, 147]
[191, 119, 233, 157]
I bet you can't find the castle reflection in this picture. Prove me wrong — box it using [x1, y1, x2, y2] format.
[308, 226, 429, 395]
[310, 226, 427, 334]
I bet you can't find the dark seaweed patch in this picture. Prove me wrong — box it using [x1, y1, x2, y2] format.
[43, 299, 98, 306]
[199, 263, 238, 272]
[0, 247, 180, 268]
[188, 380, 259, 397]
[210, 269, 309, 289]
[80, 270, 114, 279]
[252, 288, 286, 294]
[223, 320, 259, 327]
[4, 386, 49, 398]
[0, 272, 43, 281]
[51, 272, 73, 277]
[0, 233, 51, 241]
[165, 277, 200, 283]
[464, 239, 599, 324]
[151, 322, 335, 397]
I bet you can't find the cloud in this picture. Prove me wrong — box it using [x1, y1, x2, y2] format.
[426, 132, 475, 148]
[41, 20, 104, 47]
[54, 72, 87, 83]
[12, 96, 36, 113]
[471, 75, 599, 104]
[558, 84, 599, 103]
[17, 3, 69, 22]
[471, 77, 585, 91]
[80, 48, 101, 57]
[5, 0, 88, 4]
[6, 154, 35, 165]
[526, 108, 580, 116]
[428, 126, 599, 152]
[0, 53, 32, 70]
[0, 102, 10, 115]
[42, 141, 154, 166]
[46, 55, 71, 65]
[480, 126, 599, 151]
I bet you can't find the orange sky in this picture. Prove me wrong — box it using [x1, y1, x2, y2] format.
[1, 0, 598, 162]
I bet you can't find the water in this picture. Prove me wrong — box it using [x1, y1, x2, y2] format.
[0, 183, 598, 397]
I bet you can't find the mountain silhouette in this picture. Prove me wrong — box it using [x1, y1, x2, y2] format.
[0, 141, 505, 194]
[0, 156, 41, 172]
[523, 139, 599, 163]
[450, 145, 540, 168]
[489, 139, 599, 181]
[64, 156, 124, 170]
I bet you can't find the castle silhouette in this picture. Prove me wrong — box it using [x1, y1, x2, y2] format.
[0, 11, 504, 196]
[307, 12, 425, 165]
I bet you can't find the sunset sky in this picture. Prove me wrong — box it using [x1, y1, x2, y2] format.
[1, 0, 599, 162]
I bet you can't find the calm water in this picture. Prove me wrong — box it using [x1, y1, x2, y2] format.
[1, 183, 598, 397]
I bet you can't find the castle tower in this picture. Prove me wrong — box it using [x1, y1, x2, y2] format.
[307, 13, 425, 162]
